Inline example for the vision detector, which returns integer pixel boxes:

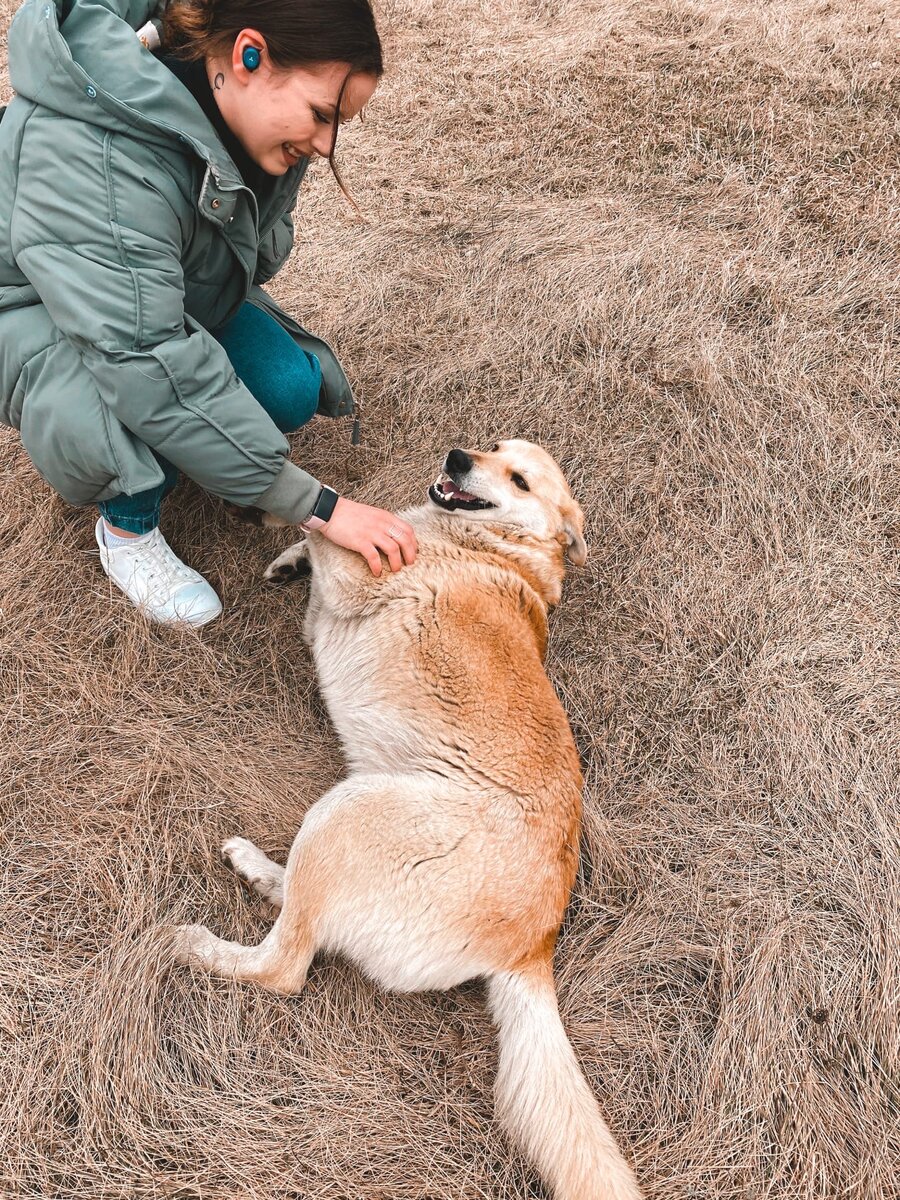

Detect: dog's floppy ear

[561,500,587,565]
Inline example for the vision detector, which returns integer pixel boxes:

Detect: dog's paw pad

[263,554,311,585]
[280,561,310,582]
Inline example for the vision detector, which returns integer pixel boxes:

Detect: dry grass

[2,0,900,1196]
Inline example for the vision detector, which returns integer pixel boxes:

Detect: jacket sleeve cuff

[253,460,323,525]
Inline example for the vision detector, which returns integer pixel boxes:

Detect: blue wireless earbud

[242,46,261,71]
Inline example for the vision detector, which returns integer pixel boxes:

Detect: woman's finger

[387,519,417,565]
[397,526,417,565]
[364,545,383,576]
[377,535,403,575]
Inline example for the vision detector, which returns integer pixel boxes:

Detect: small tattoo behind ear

[214,72,225,90]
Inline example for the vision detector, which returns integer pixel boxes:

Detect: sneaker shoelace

[124,533,199,603]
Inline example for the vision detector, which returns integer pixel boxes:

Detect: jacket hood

[8,0,241,183]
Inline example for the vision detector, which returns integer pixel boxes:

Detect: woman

[0,0,416,626]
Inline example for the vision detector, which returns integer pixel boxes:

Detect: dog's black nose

[446,448,473,476]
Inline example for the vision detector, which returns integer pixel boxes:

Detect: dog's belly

[309,611,445,772]
[307,591,581,804]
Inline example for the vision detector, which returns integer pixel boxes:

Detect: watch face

[316,487,339,523]
[301,487,339,531]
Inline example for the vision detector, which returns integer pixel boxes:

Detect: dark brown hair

[163,0,383,202]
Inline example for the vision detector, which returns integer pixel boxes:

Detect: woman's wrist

[300,485,340,530]
[318,498,418,577]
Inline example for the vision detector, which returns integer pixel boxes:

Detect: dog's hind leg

[222,837,285,908]
[172,912,314,995]
[172,811,329,993]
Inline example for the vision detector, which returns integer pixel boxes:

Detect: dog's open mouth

[428,473,495,512]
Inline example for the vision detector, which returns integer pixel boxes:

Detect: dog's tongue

[440,480,477,502]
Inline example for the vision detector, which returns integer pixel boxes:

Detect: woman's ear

[561,501,587,565]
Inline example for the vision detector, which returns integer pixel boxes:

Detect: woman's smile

[282,142,306,168]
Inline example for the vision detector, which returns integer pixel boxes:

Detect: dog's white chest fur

[305,598,422,773]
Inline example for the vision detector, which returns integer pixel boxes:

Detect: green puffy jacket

[0,0,354,522]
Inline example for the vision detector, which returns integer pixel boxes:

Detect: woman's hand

[321,497,417,576]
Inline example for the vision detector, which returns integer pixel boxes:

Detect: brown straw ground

[2,0,899,1196]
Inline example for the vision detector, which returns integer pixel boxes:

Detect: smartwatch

[300,485,340,531]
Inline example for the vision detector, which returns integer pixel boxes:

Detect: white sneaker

[95,519,223,628]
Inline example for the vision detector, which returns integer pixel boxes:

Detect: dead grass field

[2,0,899,1196]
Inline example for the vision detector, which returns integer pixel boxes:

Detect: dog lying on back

[173,440,643,1200]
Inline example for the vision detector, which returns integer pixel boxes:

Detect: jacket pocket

[16,338,164,506]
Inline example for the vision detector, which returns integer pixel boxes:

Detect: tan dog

[173,440,643,1200]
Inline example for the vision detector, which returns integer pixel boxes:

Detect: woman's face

[212,33,378,176]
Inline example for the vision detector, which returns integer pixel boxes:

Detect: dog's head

[428,439,587,566]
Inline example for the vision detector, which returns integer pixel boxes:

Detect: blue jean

[98,303,322,533]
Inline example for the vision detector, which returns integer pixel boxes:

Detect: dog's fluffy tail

[487,964,643,1200]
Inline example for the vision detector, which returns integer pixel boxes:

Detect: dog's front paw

[263,541,311,585]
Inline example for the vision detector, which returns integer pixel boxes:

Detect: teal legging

[98,303,322,534]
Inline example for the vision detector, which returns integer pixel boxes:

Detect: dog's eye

[511,473,530,491]
[490,443,500,453]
